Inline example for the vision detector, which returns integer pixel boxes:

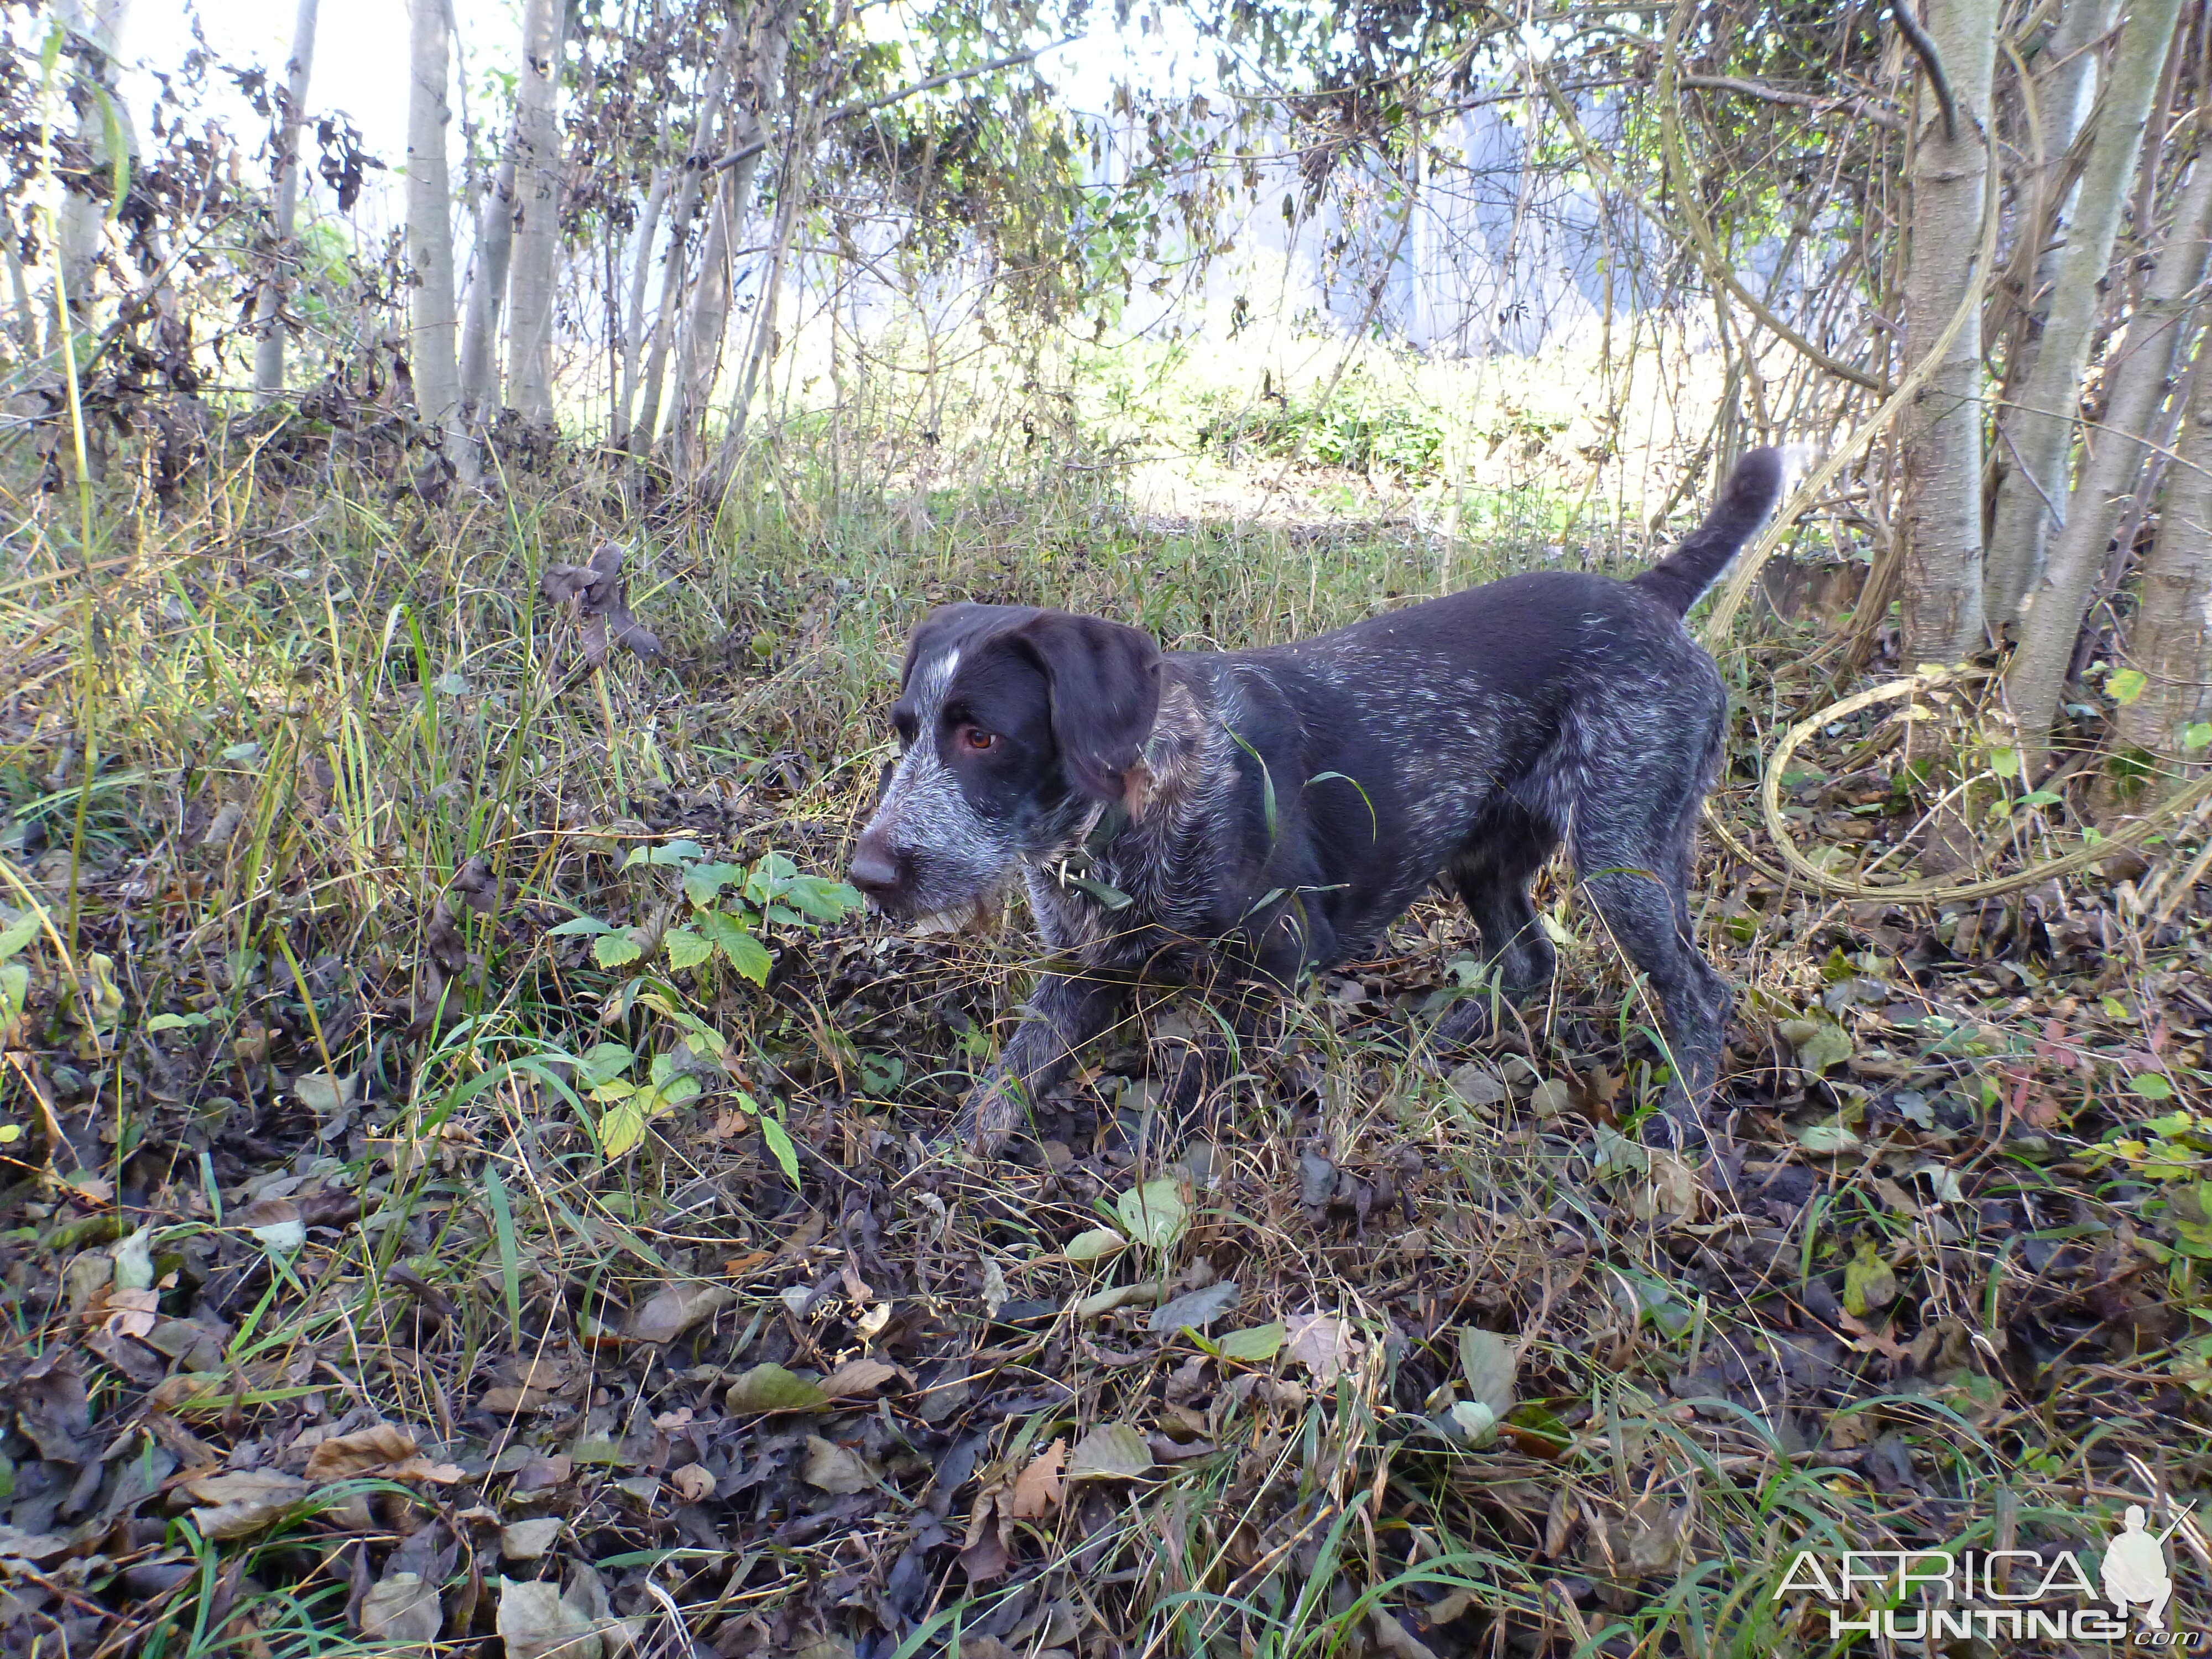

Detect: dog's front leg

[950,966,1128,1154]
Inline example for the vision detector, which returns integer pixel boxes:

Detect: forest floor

[2,424,2210,1659]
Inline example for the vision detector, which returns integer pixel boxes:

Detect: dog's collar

[1044,739,1159,912]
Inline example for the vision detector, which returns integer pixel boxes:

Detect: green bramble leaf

[0,913,38,958]
[781,875,865,922]
[1217,1322,1286,1362]
[682,863,745,909]
[1066,1227,1128,1261]
[2109,667,2149,706]
[593,931,644,968]
[759,1113,802,1187]
[596,1097,646,1159]
[1114,1179,1188,1249]
[709,914,772,984]
[577,1042,634,1088]
[665,927,714,969]
[744,852,799,905]
[548,915,613,937]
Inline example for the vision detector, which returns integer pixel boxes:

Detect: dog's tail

[1630,446,1788,616]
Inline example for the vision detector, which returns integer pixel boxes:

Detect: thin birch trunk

[1898,0,2001,664]
[55,0,132,341]
[612,165,668,448]
[252,0,317,404]
[502,0,565,427]
[457,143,517,425]
[405,0,462,438]
[2111,340,2212,775]
[666,1,796,469]
[632,151,718,452]
[2007,147,2212,762]
[667,133,743,471]
[712,121,805,477]
[633,14,744,457]
[1993,0,2111,398]
[1984,0,2180,625]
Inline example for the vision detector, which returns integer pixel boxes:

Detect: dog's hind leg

[1569,813,1730,1151]
[1436,806,1559,1044]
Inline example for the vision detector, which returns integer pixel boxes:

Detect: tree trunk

[713,117,807,476]
[404,0,462,439]
[457,143,518,426]
[666,137,743,471]
[2110,336,2212,780]
[1984,0,2178,625]
[612,165,668,448]
[662,2,793,468]
[502,0,565,428]
[54,0,133,341]
[631,126,724,455]
[1898,0,2001,666]
[252,0,317,404]
[2007,146,2212,763]
[1990,0,2110,398]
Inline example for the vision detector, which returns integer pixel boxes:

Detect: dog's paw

[1638,1100,1708,1154]
[1431,998,1496,1047]
[939,1074,1027,1159]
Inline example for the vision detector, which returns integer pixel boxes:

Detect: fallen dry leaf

[724,1363,830,1415]
[502,1517,565,1560]
[359,1571,442,1649]
[801,1434,877,1494]
[382,1456,467,1483]
[625,1280,737,1345]
[515,1453,573,1491]
[481,1385,554,1414]
[1005,1438,1066,1519]
[1067,1422,1151,1479]
[821,1357,899,1398]
[185,1469,310,1540]
[541,543,661,667]
[668,1463,717,1503]
[303,1422,420,1481]
[101,1286,160,1339]
[959,1531,1010,1583]
[1286,1311,1357,1386]
[497,1575,603,1659]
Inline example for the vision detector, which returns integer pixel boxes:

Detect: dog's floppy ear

[1006,612,1163,802]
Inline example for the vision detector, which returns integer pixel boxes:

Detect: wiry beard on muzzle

[858,738,1026,924]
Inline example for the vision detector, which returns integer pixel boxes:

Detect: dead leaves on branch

[541,544,660,669]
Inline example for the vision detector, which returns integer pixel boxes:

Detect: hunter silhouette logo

[2101,1504,2184,1631]
[1773,1499,2198,1644]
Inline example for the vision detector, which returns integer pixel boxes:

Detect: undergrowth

[1,414,2209,1659]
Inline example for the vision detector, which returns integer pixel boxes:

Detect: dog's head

[848,604,1163,921]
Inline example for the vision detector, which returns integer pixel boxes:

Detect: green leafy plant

[0,907,36,1040]
[569,1022,801,1183]
[550,846,862,981]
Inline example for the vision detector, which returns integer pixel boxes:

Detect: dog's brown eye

[963,727,995,751]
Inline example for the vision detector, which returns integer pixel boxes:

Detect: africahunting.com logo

[1773,1503,2197,1645]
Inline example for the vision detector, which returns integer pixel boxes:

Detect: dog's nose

[848,834,902,902]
